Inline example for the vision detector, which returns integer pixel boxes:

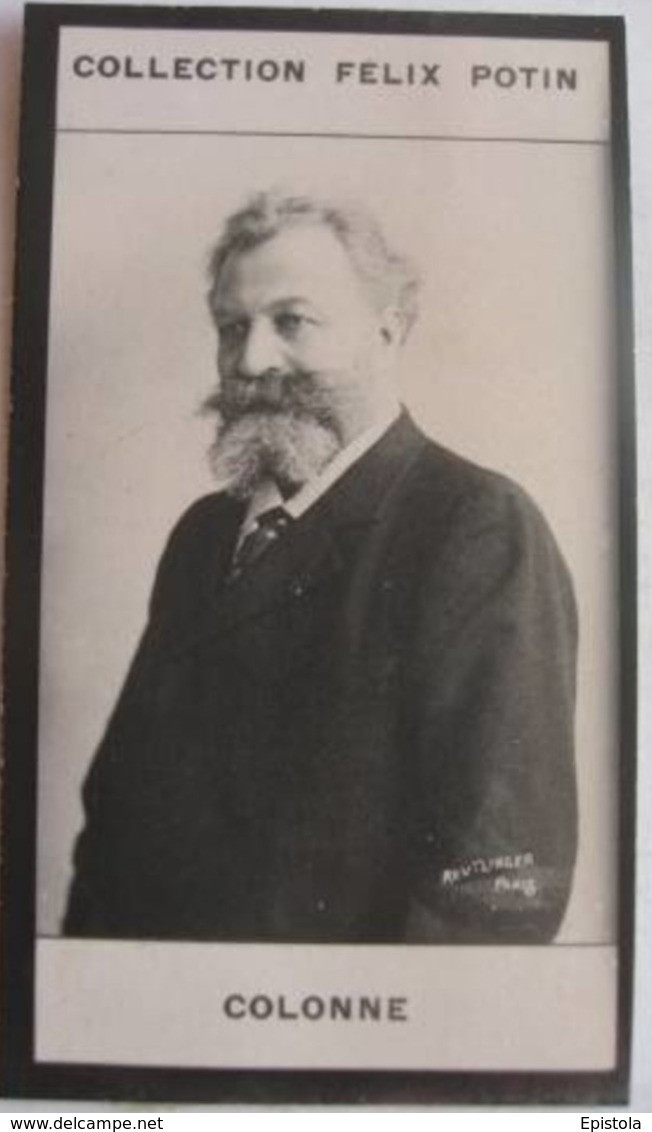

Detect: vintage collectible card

[1,3,635,1105]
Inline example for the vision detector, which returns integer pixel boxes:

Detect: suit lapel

[215,507,344,633]
[165,410,427,657]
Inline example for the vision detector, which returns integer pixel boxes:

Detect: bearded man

[64,192,578,943]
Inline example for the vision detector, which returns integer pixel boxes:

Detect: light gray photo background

[38,125,617,943]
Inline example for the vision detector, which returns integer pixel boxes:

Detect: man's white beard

[209,411,342,500]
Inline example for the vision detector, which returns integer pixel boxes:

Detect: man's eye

[274,311,307,337]
[219,319,248,344]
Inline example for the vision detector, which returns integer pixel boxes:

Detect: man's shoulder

[400,425,575,595]
[148,491,242,613]
[165,490,242,545]
[399,429,577,653]
[407,426,552,535]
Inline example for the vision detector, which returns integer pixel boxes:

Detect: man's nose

[238,318,284,378]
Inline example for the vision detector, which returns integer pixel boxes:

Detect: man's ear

[379,306,405,349]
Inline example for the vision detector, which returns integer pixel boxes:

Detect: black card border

[0,3,636,1106]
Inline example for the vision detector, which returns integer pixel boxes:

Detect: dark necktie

[229,506,293,581]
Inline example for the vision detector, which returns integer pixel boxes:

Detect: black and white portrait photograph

[0,4,636,1105]
[62,184,579,947]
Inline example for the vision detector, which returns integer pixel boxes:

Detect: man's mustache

[202,371,337,426]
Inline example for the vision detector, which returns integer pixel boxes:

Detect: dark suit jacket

[64,412,577,943]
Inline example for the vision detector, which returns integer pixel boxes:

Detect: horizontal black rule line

[35,933,617,946]
[56,127,609,146]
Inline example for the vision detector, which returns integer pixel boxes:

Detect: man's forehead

[214,224,367,307]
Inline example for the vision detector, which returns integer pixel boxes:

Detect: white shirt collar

[239,402,401,542]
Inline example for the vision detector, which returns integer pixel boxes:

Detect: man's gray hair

[207,190,420,339]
